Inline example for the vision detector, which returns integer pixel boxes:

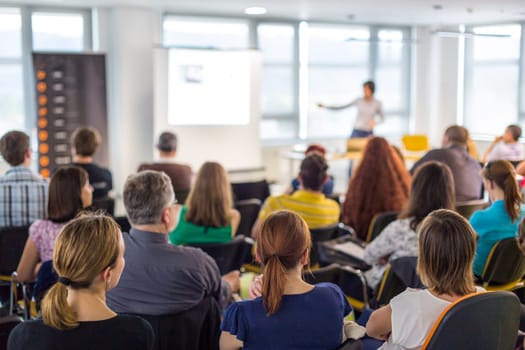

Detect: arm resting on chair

[16,238,40,283]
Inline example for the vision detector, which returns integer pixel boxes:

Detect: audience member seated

[342,137,410,241]
[106,170,240,315]
[137,131,192,194]
[363,161,455,289]
[366,209,483,349]
[220,210,352,350]
[482,124,524,164]
[470,160,525,277]
[16,166,93,283]
[0,130,48,227]
[7,213,154,350]
[410,125,482,202]
[253,153,340,238]
[70,127,112,200]
[286,144,334,196]
[169,161,240,245]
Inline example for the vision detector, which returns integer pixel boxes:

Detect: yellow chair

[401,134,430,152]
[478,238,525,291]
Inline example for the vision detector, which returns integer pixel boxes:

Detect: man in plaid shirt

[0,131,48,227]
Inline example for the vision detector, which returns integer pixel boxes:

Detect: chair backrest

[174,189,190,205]
[310,225,341,266]
[481,237,525,287]
[234,199,261,236]
[374,256,422,307]
[333,338,362,350]
[402,134,429,152]
[421,291,520,350]
[113,216,131,234]
[0,315,23,349]
[188,236,248,274]
[0,226,30,276]
[455,199,489,219]
[366,211,399,243]
[134,296,221,350]
[91,197,115,216]
[231,180,270,202]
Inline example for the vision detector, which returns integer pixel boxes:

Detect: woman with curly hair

[342,137,410,241]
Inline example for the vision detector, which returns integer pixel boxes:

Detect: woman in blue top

[470,160,525,276]
[220,210,351,350]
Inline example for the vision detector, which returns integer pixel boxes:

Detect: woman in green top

[169,162,240,245]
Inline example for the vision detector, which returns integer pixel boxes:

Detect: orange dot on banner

[38,130,48,141]
[37,70,46,80]
[39,143,49,154]
[39,156,49,167]
[38,118,48,128]
[37,82,47,93]
[38,107,48,117]
[40,169,50,178]
[38,95,48,106]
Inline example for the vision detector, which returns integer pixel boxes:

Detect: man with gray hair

[107,170,239,315]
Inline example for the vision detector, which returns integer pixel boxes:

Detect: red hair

[342,137,411,240]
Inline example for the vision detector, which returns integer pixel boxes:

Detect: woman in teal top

[470,160,525,276]
[169,162,240,245]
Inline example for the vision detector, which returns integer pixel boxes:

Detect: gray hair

[123,170,174,226]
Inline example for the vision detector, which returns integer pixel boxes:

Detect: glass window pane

[0,64,25,135]
[374,67,403,111]
[163,16,249,49]
[374,114,409,138]
[464,64,519,134]
[32,12,85,51]
[262,65,295,115]
[308,25,369,65]
[472,25,521,61]
[0,8,21,58]
[260,119,297,139]
[257,24,294,63]
[378,30,403,64]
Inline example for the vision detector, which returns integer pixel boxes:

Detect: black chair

[455,199,489,219]
[189,236,252,275]
[310,224,343,267]
[234,199,261,236]
[372,256,423,307]
[365,211,399,243]
[478,237,525,291]
[133,296,221,350]
[0,315,23,349]
[334,339,363,350]
[174,189,190,205]
[91,197,115,216]
[114,216,131,234]
[231,180,270,202]
[0,226,29,312]
[421,291,520,350]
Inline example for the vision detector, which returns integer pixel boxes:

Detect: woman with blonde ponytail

[220,210,352,350]
[470,160,525,276]
[8,213,153,350]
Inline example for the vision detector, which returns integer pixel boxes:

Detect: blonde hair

[417,209,476,296]
[256,210,311,315]
[41,213,121,330]
[185,162,233,227]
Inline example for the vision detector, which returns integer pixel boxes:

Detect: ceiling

[4,0,525,25]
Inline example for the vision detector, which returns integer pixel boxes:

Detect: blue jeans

[351,129,373,138]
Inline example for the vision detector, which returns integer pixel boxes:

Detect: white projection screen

[154,48,263,172]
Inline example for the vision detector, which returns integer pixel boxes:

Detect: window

[463,24,522,135]
[32,12,87,51]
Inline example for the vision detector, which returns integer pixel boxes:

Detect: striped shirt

[258,190,340,228]
[0,166,48,227]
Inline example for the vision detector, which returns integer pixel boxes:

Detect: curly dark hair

[342,137,411,240]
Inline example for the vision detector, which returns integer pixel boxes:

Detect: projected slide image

[167,49,251,126]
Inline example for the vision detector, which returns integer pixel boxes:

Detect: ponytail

[41,282,78,330]
[503,174,521,222]
[262,255,287,315]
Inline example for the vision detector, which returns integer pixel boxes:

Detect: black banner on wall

[32,53,108,178]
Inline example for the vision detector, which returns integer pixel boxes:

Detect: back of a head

[256,210,311,315]
[444,125,468,146]
[41,213,121,330]
[186,161,231,227]
[363,80,375,94]
[300,153,328,191]
[401,161,456,230]
[305,144,327,156]
[48,166,89,223]
[124,170,174,226]
[482,160,521,222]
[507,125,522,141]
[157,131,177,152]
[71,127,101,157]
[0,130,29,166]
[417,209,476,296]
